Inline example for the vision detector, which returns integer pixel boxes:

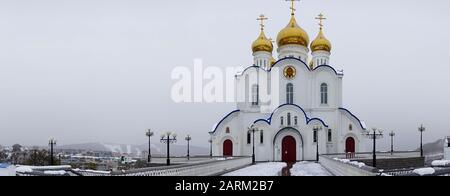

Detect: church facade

[209,3,368,162]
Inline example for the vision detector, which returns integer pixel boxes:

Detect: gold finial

[286,0,300,16]
[315,13,327,30]
[256,14,269,31]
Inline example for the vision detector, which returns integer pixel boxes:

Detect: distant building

[445,136,450,160]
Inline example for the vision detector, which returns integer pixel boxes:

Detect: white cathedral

[209,3,368,162]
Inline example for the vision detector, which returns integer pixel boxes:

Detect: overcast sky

[0,0,449,150]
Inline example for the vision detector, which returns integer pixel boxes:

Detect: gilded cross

[315,13,327,29]
[286,0,300,15]
[256,14,268,31]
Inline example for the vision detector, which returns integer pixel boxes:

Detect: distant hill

[416,139,444,155]
[57,142,208,157]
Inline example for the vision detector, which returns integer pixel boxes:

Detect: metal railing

[74,156,252,176]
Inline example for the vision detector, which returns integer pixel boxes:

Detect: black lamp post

[248,125,259,165]
[49,138,57,166]
[185,135,192,160]
[313,125,323,162]
[208,139,213,158]
[389,131,396,155]
[418,125,425,157]
[160,132,177,166]
[366,128,383,168]
[146,129,154,163]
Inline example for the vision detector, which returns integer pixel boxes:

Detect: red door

[346,137,355,156]
[282,136,296,162]
[223,140,233,157]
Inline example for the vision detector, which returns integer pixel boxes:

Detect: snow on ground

[413,168,435,176]
[290,162,332,176]
[223,162,287,176]
[431,160,450,167]
[0,166,16,176]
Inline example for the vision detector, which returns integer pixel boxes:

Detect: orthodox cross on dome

[256,14,268,31]
[315,13,327,30]
[286,0,300,15]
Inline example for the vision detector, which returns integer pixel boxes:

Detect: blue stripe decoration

[339,108,366,130]
[253,104,328,127]
[235,57,343,77]
[209,110,240,134]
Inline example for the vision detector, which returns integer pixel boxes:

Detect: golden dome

[252,30,273,53]
[276,15,310,48]
[311,29,332,52]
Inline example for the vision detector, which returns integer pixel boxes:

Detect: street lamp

[418,125,426,157]
[389,131,396,155]
[185,135,192,160]
[160,132,177,166]
[208,138,213,158]
[248,125,259,165]
[49,138,57,166]
[313,125,323,162]
[366,128,383,168]
[145,129,154,163]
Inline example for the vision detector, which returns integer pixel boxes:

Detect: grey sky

[0,0,449,150]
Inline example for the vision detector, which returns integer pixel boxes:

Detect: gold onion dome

[252,30,273,53]
[277,15,310,48]
[311,29,332,52]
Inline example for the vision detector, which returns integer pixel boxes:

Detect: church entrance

[282,136,296,162]
[345,137,355,153]
[223,139,233,157]
[345,137,355,158]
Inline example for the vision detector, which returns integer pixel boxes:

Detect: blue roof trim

[313,65,343,76]
[269,57,310,72]
[235,65,268,77]
[235,57,342,78]
[209,110,240,134]
[252,104,328,127]
[339,108,366,130]
[307,118,329,128]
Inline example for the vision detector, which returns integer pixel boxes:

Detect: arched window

[280,116,284,126]
[328,129,332,142]
[260,130,264,144]
[349,124,353,131]
[252,84,259,106]
[286,83,294,104]
[247,132,251,144]
[287,113,291,126]
[294,116,298,126]
[226,127,230,134]
[320,83,328,105]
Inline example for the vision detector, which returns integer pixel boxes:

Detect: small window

[287,113,291,126]
[260,130,264,144]
[313,130,318,143]
[349,124,353,131]
[226,127,230,134]
[247,132,251,144]
[320,83,328,105]
[294,116,298,126]
[328,129,332,142]
[252,85,259,106]
[281,116,284,126]
[286,83,294,104]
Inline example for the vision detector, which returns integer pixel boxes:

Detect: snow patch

[333,158,366,168]
[290,162,332,176]
[223,162,287,176]
[431,160,450,167]
[44,170,67,175]
[413,168,435,176]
